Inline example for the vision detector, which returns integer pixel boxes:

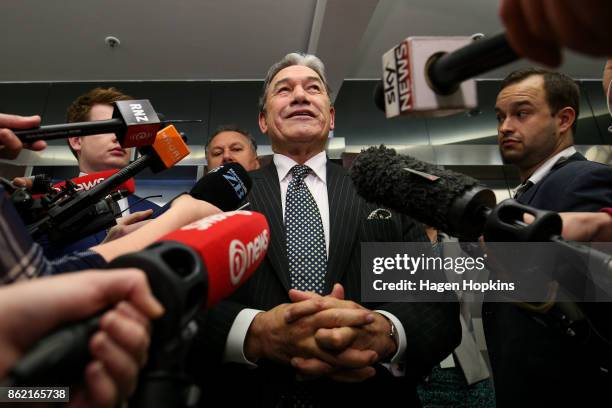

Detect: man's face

[495,75,562,171]
[258,65,335,154]
[206,131,260,171]
[68,103,131,173]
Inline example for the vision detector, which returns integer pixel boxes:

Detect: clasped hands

[244,284,397,382]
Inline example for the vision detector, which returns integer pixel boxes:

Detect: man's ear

[258,111,268,134]
[556,107,576,134]
[329,106,335,131]
[68,137,82,155]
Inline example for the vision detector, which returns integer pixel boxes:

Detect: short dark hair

[66,87,132,158]
[500,68,580,134]
[205,124,258,153]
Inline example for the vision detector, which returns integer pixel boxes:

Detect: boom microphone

[351,145,496,239]
[14,100,162,148]
[4,210,270,388]
[350,145,582,244]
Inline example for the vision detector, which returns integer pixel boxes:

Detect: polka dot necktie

[285,164,327,294]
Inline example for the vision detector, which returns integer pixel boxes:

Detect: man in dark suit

[46,88,160,257]
[190,53,460,407]
[204,124,260,172]
[486,67,612,406]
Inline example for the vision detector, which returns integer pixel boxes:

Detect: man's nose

[291,85,308,103]
[498,117,515,136]
[222,150,235,163]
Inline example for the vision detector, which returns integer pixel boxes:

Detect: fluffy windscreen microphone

[350,145,496,239]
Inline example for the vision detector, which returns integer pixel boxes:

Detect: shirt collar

[526,146,576,186]
[273,151,327,184]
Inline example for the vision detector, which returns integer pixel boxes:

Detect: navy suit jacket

[189,161,460,406]
[43,194,160,260]
[483,152,612,407]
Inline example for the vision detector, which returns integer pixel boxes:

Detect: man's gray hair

[258,52,333,112]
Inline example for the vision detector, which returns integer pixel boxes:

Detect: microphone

[374,33,518,117]
[13,100,162,148]
[189,162,252,210]
[350,145,565,242]
[350,145,612,283]
[28,125,190,242]
[350,145,497,240]
[4,210,270,388]
[50,170,136,195]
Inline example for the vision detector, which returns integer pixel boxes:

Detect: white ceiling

[0,0,606,88]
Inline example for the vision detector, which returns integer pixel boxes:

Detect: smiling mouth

[287,111,315,119]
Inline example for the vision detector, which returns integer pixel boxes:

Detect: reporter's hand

[500,0,612,67]
[524,211,612,242]
[0,114,46,160]
[0,269,164,407]
[102,209,154,243]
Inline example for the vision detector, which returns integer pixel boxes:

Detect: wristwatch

[385,316,399,350]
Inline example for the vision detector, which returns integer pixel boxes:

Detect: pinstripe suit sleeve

[375,215,461,381]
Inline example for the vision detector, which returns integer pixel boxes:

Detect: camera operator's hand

[0,269,164,408]
[0,113,46,160]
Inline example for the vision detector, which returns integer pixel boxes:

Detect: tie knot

[514,180,534,199]
[290,165,311,182]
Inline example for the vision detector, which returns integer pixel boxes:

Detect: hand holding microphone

[0,113,45,160]
[4,211,269,393]
[0,269,164,407]
[12,100,162,148]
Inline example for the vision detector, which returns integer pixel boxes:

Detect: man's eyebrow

[272,76,323,90]
[495,100,534,112]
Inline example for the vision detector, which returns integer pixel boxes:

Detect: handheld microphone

[374,33,518,117]
[14,100,161,148]
[50,170,136,195]
[28,125,190,242]
[4,210,270,387]
[190,162,252,210]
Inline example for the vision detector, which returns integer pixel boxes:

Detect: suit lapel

[519,152,586,205]
[324,162,360,292]
[250,165,290,291]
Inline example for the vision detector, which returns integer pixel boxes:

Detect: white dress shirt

[223,152,407,374]
[512,146,577,195]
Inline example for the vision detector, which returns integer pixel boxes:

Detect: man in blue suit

[47,87,160,257]
[486,68,612,407]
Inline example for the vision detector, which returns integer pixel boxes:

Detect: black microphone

[189,162,252,210]
[350,145,612,278]
[14,100,161,148]
[3,211,269,402]
[350,145,496,240]
[28,125,190,243]
[350,145,565,242]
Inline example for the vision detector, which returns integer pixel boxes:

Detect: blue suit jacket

[484,152,612,406]
[43,194,160,260]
